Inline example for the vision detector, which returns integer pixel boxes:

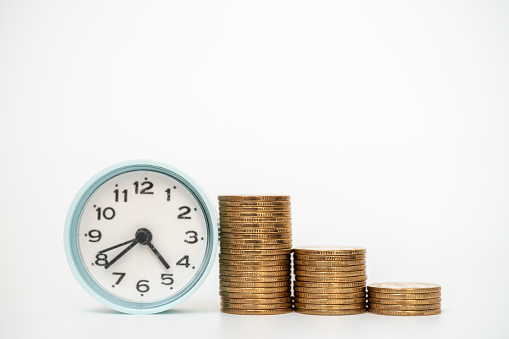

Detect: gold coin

[295,308,366,316]
[294,287,365,294]
[367,303,440,311]
[295,291,366,299]
[221,217,292,223]
[367,282,441,294]
[294,292,366,301]
[295,287,365,294]
[294,270,366,277]
[219,201,291,207]
[220,286,290,293]
[294,259,366,266]
[294,265,366,272]
[294,254,365,261]
[220,248,291,255]
[221,297,292,304]
[368,308,441,316]
[220,211,292,218]
[220,243,292,250]
[220,232,292,239]
[221,307,293,315]
[220,269,289,277]
[219,259,291,266]
[220,264,290,272]
[293,246,366,255]
[219,205,291,211]
[219,227,292,234]
[297,275,367,283]
[295,298,366,305]
[367,292,441,300]
[367,297,441,305]
[219,253,291,261]
[219,204,292,213]
[218,196,290,201]
[219,291,291,298]
[220,281,291,288]
[294,302,366,310]
[221,302,293,310]
[295,286,366,293]
[219,222,292,228]
[294,280,366,288]
[220,275,291,283]
[221,238,292,246]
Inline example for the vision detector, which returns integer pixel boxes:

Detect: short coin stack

[293,246,367,315]
[218,196,293,315]
[367,282,441,316]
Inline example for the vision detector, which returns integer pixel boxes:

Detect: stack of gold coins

[367,282,441,316]
[293,246,367,315]
[218,196,293,315]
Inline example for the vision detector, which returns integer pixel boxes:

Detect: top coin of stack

[218,196,293,315]
[293,246,367,316]
[367,282,441,316]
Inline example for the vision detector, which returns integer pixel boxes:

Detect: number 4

[176,255,191,268]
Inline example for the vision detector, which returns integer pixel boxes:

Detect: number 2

[178,206,191,219]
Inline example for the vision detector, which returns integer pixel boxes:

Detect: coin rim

[218,196,290,201]
[367,292,441,300]
[294,308,366,315]
[366,297,441,305]
[293,246,366,255]
[368,308,442,316]
[367,282,441,294]
[221,307,293,315]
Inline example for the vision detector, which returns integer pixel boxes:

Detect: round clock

[64,160,218,314]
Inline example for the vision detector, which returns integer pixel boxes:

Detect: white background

[1,1,508,338]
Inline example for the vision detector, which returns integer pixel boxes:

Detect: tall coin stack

[218,196,293,315]
[367,282,441,316]
[293,246,367,315]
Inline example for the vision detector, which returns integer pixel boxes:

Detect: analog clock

[64,160,218,314]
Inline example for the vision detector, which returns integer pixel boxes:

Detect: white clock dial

[77,170,209,303]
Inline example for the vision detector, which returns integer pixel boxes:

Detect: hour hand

[104,240,138,269]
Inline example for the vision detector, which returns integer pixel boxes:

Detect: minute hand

[146,241,170,269]
[105,240,138,269]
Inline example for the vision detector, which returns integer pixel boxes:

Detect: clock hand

[146,241,170,269]
[104,240,138,269]
[98,238,136,254]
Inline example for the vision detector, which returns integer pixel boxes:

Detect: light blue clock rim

[64,160,218,315]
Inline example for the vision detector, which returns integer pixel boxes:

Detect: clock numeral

[96,207,115,220]
[178,206,191,219]
[165,188,171,201]
[112,272,126,285]
[136,280,150,293]
[161,274,174,285]
[176,255,191,268]
[185,231,198,244]
[87,230,102,242]
[133,181,154,194]
[114,189,128,202]
[95,253,108,266]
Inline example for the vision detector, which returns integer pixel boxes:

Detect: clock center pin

[135,228,153,245]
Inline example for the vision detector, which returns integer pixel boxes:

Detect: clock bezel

[64,160,218,314]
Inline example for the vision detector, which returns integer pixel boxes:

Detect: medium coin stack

[367,282,441,316]
[218,196,293,315]
[293,246,367,315]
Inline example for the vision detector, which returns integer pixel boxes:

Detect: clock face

[76,169,211,305]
